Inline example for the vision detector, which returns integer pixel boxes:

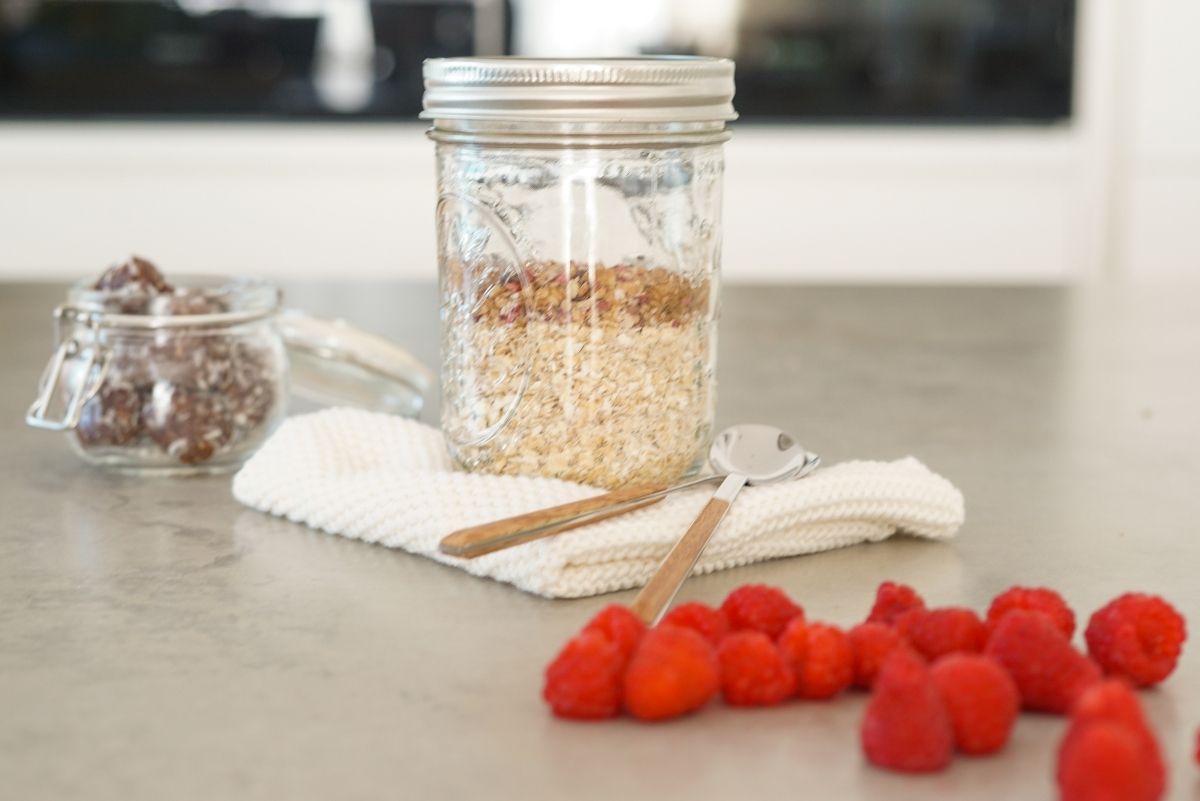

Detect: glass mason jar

[423,57,735,489]
[27,272,431,475]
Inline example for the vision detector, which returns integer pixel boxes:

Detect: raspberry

[661,601,730,646]
[848,622,905,689]
[866,581,926,626]
[986,586,1076,640]
[893,607,921,630]
[582,604,646,662]
[622,624,719,721]
[777,616,808,673]
[716,630,796,706]
[1069,680,1165,800]
[720,584,803,639]
[985,610,1101,713]
[861,649,954,773]
[542,630,624,719]
[1071,679,1152,731]
[897,607,987,661]
[789,621,854,700]
[1057,722,1162,801]
[929,654,1019,755]
[1085,593,1186,687]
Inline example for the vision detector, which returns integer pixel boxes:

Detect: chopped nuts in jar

[91,255,175,314]
[70,257,283,469]
[94,255,174,294]
[30,256,430,472]
[76,385,142,447]
[442,260,714,489]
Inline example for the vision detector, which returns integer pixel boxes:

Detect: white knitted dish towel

[232,408,965,599]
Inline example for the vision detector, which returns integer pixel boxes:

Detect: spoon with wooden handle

[628,424,815,625]
[439,475,718,558]
[439,425,819,559]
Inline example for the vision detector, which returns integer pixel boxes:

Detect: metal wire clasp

[25,307,113,432]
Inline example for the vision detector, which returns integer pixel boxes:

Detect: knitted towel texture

[232,408,965,599]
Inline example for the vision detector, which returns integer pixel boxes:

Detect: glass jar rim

[64,274,281,330]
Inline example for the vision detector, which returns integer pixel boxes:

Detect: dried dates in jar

[63,256,286,471]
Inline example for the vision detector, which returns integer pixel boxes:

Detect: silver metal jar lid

[420,57,736,124]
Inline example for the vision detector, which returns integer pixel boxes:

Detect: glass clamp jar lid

[26,258,432,475]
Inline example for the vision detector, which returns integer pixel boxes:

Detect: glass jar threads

[423,57,736,489]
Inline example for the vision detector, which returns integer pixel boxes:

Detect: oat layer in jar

[422,58,734,489]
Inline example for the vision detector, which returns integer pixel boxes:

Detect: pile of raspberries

[543,582,1189,801]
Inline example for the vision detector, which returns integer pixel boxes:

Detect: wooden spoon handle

[439,482,670,558]
[629,490,738,626]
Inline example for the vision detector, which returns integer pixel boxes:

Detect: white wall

[1114,0,1200,280]
[0,0,1193,285]
[0,123,1087,284]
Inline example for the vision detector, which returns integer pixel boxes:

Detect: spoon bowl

[710,424,818,485]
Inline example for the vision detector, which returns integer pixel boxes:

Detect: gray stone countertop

[2,282,1198,800]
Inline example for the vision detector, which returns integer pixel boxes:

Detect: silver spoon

[439,423,818,560]
[628,424,815,625]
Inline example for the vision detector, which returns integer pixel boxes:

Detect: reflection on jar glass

[424,57,735,489]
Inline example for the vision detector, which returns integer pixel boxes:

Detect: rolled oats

[442,260,714,489]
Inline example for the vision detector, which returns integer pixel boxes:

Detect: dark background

[0,0,1075,122]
